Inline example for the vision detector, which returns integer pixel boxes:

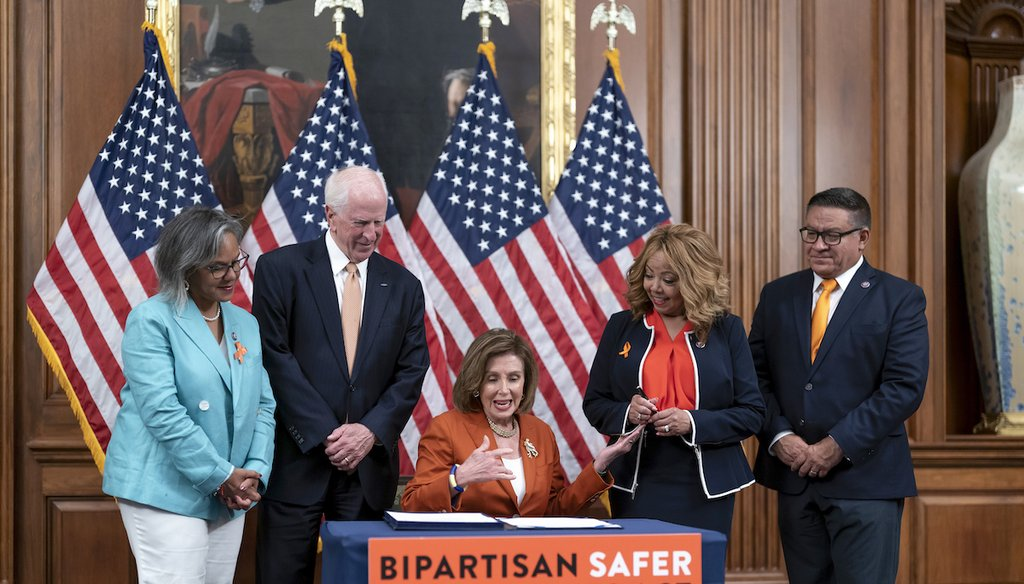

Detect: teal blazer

[102,295,276,521]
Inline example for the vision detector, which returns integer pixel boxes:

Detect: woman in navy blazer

[102,208,276,584]
[583,224,764,537]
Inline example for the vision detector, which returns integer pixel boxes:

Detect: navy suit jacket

[583,311,765,498]
[252,236,429,510]
[749,260,928,498]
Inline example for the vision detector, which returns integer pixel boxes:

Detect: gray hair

[324,166,388,213]
[154,207,243,311]
[442,67,475,94]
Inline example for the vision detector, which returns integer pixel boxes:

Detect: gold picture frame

[155,0,574,202]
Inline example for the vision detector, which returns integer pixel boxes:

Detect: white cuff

[681,411,697,446]
[768,431,794,456]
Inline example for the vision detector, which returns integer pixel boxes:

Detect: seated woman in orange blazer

[402,329,641,517]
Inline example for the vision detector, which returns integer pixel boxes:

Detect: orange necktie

[810,278,838,363]
[342,262,361,373]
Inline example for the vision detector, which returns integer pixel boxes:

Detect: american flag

[549,60,671,321]
[408,49,607,478]
[236,39,452,474]
[25,27,220,469]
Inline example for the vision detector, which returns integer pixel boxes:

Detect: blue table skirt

[321,518,726,583]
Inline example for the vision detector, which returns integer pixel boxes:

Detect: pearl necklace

[201,305,222,322]
[487,416,518,438]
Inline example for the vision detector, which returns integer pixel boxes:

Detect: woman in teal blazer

[102,207,276,584]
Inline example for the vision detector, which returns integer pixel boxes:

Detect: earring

[472,391,480,398]
[184,281,190,292]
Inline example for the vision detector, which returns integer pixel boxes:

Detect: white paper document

[497,517,621,529]
[384,511,500,527]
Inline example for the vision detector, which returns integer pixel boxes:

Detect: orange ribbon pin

[618,341,631,359]
[233,341,248,364]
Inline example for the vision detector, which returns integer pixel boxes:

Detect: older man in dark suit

[252,166,428,583]
[749,187,929,584]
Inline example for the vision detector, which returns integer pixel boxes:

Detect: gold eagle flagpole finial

[590,0,636,50]
[462,0,510,44]
[314,0,364,39]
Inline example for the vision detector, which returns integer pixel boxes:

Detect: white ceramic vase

[959,75,1024,435]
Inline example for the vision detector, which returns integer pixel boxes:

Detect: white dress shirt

[325,236,370,323]
[502,456,526,505]
[810,255,864,324]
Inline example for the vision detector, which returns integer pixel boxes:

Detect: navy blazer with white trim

[583,311,765,498]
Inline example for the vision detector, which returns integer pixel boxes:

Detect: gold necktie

[810,278,838,363]
[342,262,361,373]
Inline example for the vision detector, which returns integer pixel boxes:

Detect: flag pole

[462,0,510,45]
[316,1,364,97]
[462,0,509,75]
[314,0,364,41]
[590,0,636,89]
[141,0,175,90]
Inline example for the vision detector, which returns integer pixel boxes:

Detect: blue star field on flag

[93,30,219,260]
[553,64,670,264]
[424,54,546,266]
[271,48,381,238]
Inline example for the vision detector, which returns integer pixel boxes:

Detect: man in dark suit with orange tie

[252,166,428,583]
[749,187,929,584]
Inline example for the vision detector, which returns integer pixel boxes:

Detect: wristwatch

[449,464,465,493]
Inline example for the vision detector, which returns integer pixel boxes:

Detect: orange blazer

[401,410,610,517]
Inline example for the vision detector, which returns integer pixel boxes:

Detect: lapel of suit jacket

[616,316,653,397]
[791,270,814,369]
[222,306,246,410]
[353,253,392,379]
[222,306,250,461]
[303,236,349,378]
[518,416,545,515]
[173,301,230,389]
[810,260,877,375]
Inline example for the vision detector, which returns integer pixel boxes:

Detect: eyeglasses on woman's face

[204,251,249,279]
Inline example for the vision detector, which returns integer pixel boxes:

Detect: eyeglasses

[799,227,862,246]
[204,251,250,279]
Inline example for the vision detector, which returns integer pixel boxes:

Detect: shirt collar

[325,235,371,278]
[812,255,864,293]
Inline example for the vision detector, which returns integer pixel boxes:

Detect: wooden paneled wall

[1,0,14,580]
[4,1,1024,583]
[680,2,789,580]
[8,0,143,582]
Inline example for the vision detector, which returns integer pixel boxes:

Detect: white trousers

[117,499,246,584]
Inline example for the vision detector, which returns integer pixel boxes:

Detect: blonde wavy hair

[624,224,731,342]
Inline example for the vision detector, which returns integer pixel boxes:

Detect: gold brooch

[618,341,631,359]
[524,438,538,458]
[233,340,248,364]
